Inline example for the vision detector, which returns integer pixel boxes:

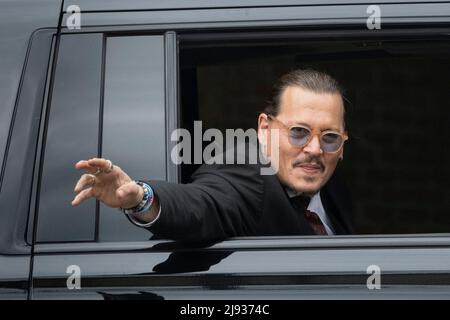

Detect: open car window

[179,30,450,235]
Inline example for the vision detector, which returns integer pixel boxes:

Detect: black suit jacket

[145,161,354,242]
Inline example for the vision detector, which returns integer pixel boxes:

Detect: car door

[31,235,450,300]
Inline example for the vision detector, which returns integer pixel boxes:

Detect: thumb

[116,181,142,208]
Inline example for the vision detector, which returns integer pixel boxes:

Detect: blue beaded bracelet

[121,181,154,215]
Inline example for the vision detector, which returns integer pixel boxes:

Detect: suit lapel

[320,176,353,235]
[320,190,346,235]
[262,173,316,236]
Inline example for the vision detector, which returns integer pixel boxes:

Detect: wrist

[135,184,145,206]
[120,181,154,215]
[131,194,160,223]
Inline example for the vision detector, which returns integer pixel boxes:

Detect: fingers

[74,158,114,174]
[87,158,113,173]
[71,187,95,206]
[75,159,101,174]
[74,173,96,193]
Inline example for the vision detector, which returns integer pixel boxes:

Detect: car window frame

[0,29,56,254]
[28,29,179,245]
[30,14,450,249]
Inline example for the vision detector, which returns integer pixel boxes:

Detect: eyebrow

[290,121,342,132]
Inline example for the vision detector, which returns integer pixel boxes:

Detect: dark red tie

[292,195,327,235]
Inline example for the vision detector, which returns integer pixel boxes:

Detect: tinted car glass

[37,34,102,242]
[99,35,166,241]
[37,34,166,242]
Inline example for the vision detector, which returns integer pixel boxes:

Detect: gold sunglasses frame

[267,114,348,154]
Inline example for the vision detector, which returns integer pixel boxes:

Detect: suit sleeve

[143,164,264,242]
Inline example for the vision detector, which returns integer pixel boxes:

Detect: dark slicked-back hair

[264,69,346,128]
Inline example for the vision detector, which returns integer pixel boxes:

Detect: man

[72,69,354,242]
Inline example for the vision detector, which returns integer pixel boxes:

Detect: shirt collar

[285,187,317,199]
[285,187,321,211]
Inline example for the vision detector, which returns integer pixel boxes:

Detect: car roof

[63,0,448,12]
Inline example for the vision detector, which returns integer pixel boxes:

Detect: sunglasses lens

[321,133,343,152]
[287,124,345,153]
[289,127,310,147]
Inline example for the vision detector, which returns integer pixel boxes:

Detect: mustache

[292,157,325,170]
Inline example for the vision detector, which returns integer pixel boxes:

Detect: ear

[257,113,270,146]
[339,149,344,161]
[340,130,348,161]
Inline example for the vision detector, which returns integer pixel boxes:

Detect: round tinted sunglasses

[267,115,348,153]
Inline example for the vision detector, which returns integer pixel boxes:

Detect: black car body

[1,0,450,300]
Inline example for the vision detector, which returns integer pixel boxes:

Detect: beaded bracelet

[120,181,154,215]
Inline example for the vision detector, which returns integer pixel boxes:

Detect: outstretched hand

[72,158,143,210]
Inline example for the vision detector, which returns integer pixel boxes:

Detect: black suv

[1,0,450,300]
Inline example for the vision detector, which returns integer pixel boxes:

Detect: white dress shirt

[128,205,161,227]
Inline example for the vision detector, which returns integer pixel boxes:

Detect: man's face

[258,86,346,195]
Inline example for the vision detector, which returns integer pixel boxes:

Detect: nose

[302,134,323,155]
